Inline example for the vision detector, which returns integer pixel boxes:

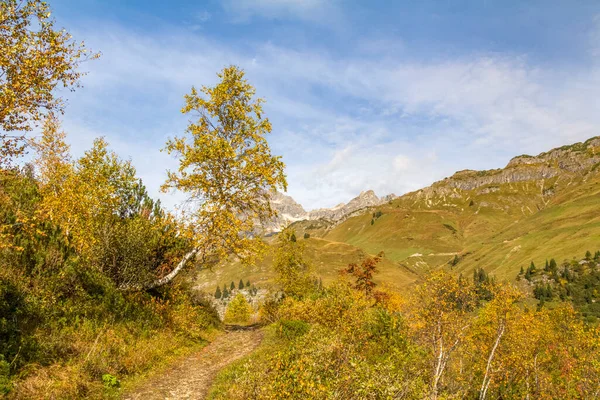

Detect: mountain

[198,136,600,290]
[325,136,600,279]
[267,190,397,232]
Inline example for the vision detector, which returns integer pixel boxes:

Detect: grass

[199,143,600,295]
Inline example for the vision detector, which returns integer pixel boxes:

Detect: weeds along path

[124,327,263,400]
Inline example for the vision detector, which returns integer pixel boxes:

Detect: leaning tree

[146,65,287,290]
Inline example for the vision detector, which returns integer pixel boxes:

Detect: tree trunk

[479,320,505,400]
[119,247,198,291]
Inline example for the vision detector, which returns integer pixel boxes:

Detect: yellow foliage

[0,0,99,133]
[34,118,138,254]
[225,293,252,324]
[162,65,287,269]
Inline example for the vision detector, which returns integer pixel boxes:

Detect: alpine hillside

[197,136,600,289]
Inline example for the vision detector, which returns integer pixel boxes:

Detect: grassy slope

[195,235,419,292]
[198,143,600,291]
[456,174,600,280]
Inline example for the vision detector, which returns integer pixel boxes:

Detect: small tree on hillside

[239,279,244,290]
[224,293,251,324]
[215,286,222,299]
[230,281,235,291]
[274,226,313,298]
[246,280,251,287]
[341,253,383,296]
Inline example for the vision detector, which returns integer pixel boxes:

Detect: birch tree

[159,65,287,289]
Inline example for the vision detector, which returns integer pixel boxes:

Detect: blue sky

[48,0,600,209]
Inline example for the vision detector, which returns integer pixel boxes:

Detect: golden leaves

[0,0,100,134]
[163,65,287,268]
[33,118,137,254]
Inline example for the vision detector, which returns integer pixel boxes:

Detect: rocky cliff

[405,136,600,204]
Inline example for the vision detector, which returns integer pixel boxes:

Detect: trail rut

[124,328,262,400]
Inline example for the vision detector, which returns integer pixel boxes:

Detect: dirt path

[124,328,263,400]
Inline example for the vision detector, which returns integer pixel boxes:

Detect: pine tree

[585,250,592,260]
[530,261,536,273]
[246,280,251,287]
[222,284,229,299]
[549,258,557,271]
[370,218,374,225]
[215,286,222,299]
[544,260,549,271]
[519,266,524,275]
[239,279,244,290]
[525,267,532,281]
[230,281,235,291]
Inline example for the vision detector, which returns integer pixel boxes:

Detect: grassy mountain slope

[197,137,600,290]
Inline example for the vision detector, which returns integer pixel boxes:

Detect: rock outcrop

[267,190,396,232]
[409,136,600,200]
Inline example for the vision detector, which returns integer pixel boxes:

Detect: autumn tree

[341,253,382,296]
[0,0,99,166]
[34,121,138,254]
[32,118,191,288]
[224,293,251,324]
[159,65,286,289]
[273,226,313,298]
[469,284,522,399]
[403,271,478,400]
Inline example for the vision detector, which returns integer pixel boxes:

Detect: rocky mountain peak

[267,189,395,232]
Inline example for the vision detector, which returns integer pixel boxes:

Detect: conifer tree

[585,250,592,260]
[230,281,235,291]
[239,279,244,290]
[215,286,222,299]
[549,258,557,271]
[519,266,524,275]
[222,284,229,298]
[246,280,251,287]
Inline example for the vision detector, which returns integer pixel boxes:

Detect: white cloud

[56,22,600,210]
[222,0,339,23]
[393,155,412,171]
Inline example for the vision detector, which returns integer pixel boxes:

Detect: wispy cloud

[56,16,600,210]
[221,0,340,24]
